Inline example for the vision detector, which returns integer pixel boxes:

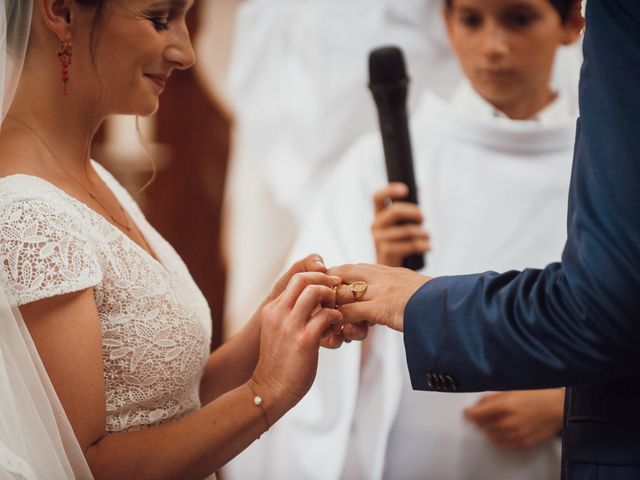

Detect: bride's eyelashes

[145,11,171,31]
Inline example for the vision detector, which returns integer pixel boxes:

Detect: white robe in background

[222,0,462,337]
[226,83,577,479]
[221,0,584,337]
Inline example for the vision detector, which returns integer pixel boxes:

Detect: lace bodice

[0,163,212,433]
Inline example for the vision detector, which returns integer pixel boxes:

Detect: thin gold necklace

[7,115,132,233]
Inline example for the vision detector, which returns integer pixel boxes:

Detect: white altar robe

[222,0,463,337]
[221,0,583,337]
[225,84,576,479]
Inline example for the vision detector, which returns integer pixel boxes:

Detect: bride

[0,1,367,478]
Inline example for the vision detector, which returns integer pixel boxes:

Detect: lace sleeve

[0,198,103,306]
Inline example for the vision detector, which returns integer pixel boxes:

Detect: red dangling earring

[57,41,73,96]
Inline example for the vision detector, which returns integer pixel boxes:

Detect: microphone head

[368,46,408,85]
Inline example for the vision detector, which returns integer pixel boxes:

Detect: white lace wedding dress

[0,161,212,434]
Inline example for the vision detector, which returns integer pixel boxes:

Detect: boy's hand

[371,182,430,267]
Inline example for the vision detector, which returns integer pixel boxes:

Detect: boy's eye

[504,11,539,29]
[458,12,482,29]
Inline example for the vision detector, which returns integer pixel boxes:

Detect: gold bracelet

[247,379,270,431]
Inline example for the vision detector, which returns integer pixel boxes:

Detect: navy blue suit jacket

[403,1,640,478]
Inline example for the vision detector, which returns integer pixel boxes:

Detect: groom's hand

[330,263,430,332]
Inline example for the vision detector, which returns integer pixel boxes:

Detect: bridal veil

[0,1,92,478]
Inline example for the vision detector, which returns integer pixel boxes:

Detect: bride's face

[76,0,196,116]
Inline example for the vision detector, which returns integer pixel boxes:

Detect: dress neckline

[0,171,164,268]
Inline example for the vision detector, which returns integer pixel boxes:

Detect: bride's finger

[342,322,369,342]
[291,284,337,325]
[320,331,345,349]
[306,308,344,342]
[337,301,380,327]
[280,272,341,308]
[328,263,381,288]
[271,255,327,298]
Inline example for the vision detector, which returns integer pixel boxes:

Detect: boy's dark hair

[444,0,579,24]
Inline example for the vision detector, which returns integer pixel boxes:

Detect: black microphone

[368,46,425,271]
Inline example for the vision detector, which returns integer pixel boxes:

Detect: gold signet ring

[349,281,368,302]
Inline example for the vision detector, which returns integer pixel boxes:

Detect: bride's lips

[144,73,168,89]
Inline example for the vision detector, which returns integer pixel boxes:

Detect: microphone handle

[377,107,425,271]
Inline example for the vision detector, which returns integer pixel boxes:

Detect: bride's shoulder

[0,163,67,217]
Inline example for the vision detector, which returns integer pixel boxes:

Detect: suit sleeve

[404,0,640,392]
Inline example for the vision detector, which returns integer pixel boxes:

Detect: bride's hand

[251,270,344,408]
[262,254,368,347]
[265,254,327,303]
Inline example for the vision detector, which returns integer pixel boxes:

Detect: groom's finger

[334,283,356,306]
[328,263,380,285]
[337,301,381,327]
[334,281,375,307]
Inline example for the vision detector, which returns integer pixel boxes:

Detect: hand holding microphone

[368,46,426,271]
[371,182,431,268]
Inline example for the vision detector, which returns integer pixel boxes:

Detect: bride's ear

[37,0,74,42]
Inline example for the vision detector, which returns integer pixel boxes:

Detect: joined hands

[331,263,431,332]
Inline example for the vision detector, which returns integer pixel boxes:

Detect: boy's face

[444,0,582,114]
